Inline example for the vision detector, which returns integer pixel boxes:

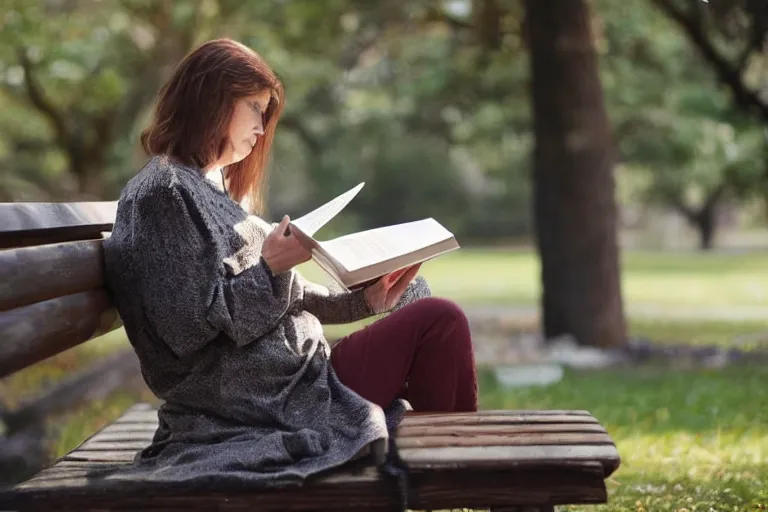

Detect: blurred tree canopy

[0,0,766,248]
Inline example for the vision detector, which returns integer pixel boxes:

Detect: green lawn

[300,248,768,311]
[480,364,768,511]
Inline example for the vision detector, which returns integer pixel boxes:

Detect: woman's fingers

[277,214,291,235]
[263,216,311,273]
[386,264,421,304]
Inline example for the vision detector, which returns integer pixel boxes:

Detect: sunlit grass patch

[480,364,768,510]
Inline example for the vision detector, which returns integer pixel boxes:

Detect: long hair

[141,38,284,213]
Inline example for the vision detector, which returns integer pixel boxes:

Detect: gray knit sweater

[103,155,430,486]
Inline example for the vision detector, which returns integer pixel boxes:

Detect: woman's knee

[411,297,470,333]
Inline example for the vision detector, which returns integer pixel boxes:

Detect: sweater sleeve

[297,274,375,325]
[298,273,432,324]
[132,184,296,358]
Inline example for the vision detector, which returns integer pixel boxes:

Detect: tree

[649,0,768,125]
[524,0,627,347]
[598,0,768,249]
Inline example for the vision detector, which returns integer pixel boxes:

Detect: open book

[288,183,459,290]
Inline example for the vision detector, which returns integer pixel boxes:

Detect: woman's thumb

[277,214,291,235]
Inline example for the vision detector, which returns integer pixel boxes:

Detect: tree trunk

[693,201,718,251]
[697,215,715,250]
[524,0,626,347]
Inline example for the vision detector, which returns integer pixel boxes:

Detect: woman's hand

[364,263,422,314]
[262,215,311,275]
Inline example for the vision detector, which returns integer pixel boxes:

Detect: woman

[104,38,477,487]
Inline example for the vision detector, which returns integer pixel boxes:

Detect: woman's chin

[230,150,252,165]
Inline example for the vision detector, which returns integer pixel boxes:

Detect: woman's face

[224,89,272,166]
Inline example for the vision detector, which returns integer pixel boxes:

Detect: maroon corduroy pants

[330,297,478,413]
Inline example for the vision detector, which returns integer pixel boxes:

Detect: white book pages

[318,218,454,272]
[290,183,365,237]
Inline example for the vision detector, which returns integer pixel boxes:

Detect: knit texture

[102,155,430,487]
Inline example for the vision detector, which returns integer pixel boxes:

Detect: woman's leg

[330,297,478,412]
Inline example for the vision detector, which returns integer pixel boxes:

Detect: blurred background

[1,0,767,510]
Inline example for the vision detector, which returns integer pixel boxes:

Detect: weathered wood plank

[82,432,156,443]
[63,450,139,463]
[112,409,599,427]
[0,291,121,378]
[113,410,160,424]
[397,432,614,449]
[407,409,592,416]
[1,460,608,511]
[79,441,151,452]
[0,201,117,249]
[397,423,607,437]
[401,413,599,427]
[98,424,158,435]
[401,444,621,474]
[0,240,106,311]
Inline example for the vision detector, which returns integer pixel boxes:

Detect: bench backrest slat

[0,240,106,311]
[0,202,118,249]
[0,290,121,379]
[0,201,121,378]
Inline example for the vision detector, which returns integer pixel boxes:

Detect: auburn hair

[141,38,284,212]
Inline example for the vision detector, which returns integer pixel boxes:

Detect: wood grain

[401,413,599,427]
[0,240,106,311]
[401,444,621,472]
[0,201,117,249]
[397,423,607,437]
[0,290,121,378]
[396,432,615,449]
[113,409,600,427]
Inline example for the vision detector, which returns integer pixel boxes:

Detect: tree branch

[703,182,727,212]
[736,14,767,71]
[650,0,768,124]
[16,49,71,148]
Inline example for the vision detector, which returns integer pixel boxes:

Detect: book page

[290,183,365,237]
[318,218,454,272]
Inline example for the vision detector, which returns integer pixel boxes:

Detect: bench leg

[491,506,555,512]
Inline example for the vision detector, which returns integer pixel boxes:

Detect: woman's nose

[254,114,265,135]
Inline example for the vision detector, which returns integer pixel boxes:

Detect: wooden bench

[0,201,621,511]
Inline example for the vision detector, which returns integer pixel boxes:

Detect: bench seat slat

[397,423,607,437]
[77,433,615,452]
[401,444,620,472]
[0,240,106,311]
[89,423,609,443]
[114,409,599,426]
[0,290,121,378]
[403,413,599,426]
[397,432,615,449]
[80,432,156,443]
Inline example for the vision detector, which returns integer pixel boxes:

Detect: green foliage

[598,0,768,228]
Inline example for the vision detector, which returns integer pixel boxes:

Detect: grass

[480,363,768,511]
[628,317,768,347]
[301,248,768,311]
